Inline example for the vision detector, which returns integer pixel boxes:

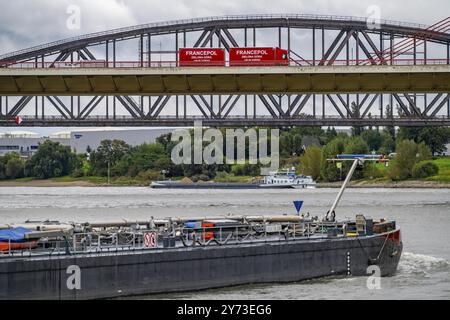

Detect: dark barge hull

[0,230,402,300]
[151,182,262,189]
[150,182,315,189]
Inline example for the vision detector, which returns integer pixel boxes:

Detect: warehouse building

[0,131,43,157]
[68,128,173,153]
[444,143,450,156]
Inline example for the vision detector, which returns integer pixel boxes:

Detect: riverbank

[317,180,450,189]
[0,176,145,187]
[1,177,450,188]
[0,175,257,187]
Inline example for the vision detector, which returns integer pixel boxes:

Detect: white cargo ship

[150,170,316,189]
[260,170,316,189]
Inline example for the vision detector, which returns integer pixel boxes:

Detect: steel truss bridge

[0,14,449,127]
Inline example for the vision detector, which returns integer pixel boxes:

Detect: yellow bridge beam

[0,65,449,95]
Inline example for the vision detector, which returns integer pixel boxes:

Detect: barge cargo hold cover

[0,225,402,300]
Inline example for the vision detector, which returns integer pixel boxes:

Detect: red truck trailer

[179,48,225,67]
[229,47,289,66]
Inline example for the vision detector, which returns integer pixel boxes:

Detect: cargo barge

[150,171,316,189]
[0,217,402,300]
[0,159,402,300]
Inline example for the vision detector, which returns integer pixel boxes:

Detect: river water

[0,187,449,300]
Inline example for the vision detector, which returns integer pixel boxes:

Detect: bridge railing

[1,58,449,69]
[2,115,449,121]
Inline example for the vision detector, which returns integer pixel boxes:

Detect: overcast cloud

[1,0,448,54]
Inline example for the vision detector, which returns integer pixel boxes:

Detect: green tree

[324,127,338,144]
[0,153,15,179]
[156,133,177,155]
[320,136,347,182]
[299,145,323,180]
[25,140,79,179]
[230,163,260,176]
[351,102,364,136]
[343,136,369,154]
[6,156,25,179]
[343,136,369,180]
[280,130,303,157]
[379,131,396,155]
[417,142,432,162]
[89,140,131,176]
[397,127,421,142]
[361,129,383,152]
[397,127,450,156]
[0,152,25,179]
[71,154,89,178]
[387,140,432,181]
[0,159,5,179]
[279,127,325,156]
[383,104,396,138]
[320,136,369,182]
[418,127,450,156]
[116,143,171,177]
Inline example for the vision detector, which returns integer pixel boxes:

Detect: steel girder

[1,117,449,127]
[1,14,449,62]
[1,14,449,126]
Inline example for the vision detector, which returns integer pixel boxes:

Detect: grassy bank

[51,175,151,186]
[426,158,450,183]
[317,157,450,188]
[358,157,450,184]
[0,175,150,187]
[0,175,256,187]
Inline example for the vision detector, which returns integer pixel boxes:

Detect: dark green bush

[412,161,439,179]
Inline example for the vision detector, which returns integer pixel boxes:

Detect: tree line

[0,125,449,183]
[300,126,450,182]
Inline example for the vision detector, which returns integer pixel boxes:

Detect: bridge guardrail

[2,115,449,121]
[1,58,449,69]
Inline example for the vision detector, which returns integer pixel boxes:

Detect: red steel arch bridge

[0,14,449,127]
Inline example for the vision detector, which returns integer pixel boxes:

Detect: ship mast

[328,158,361,215]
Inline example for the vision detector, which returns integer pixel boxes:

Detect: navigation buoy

[15,116,23,125]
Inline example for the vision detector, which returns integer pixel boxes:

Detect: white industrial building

[0,131,42,157]
[444,143,450,156]
[62,128,173,154]
[0,128,174,157]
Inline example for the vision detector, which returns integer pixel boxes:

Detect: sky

[0,0,448,135]
[0,0,448,54]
